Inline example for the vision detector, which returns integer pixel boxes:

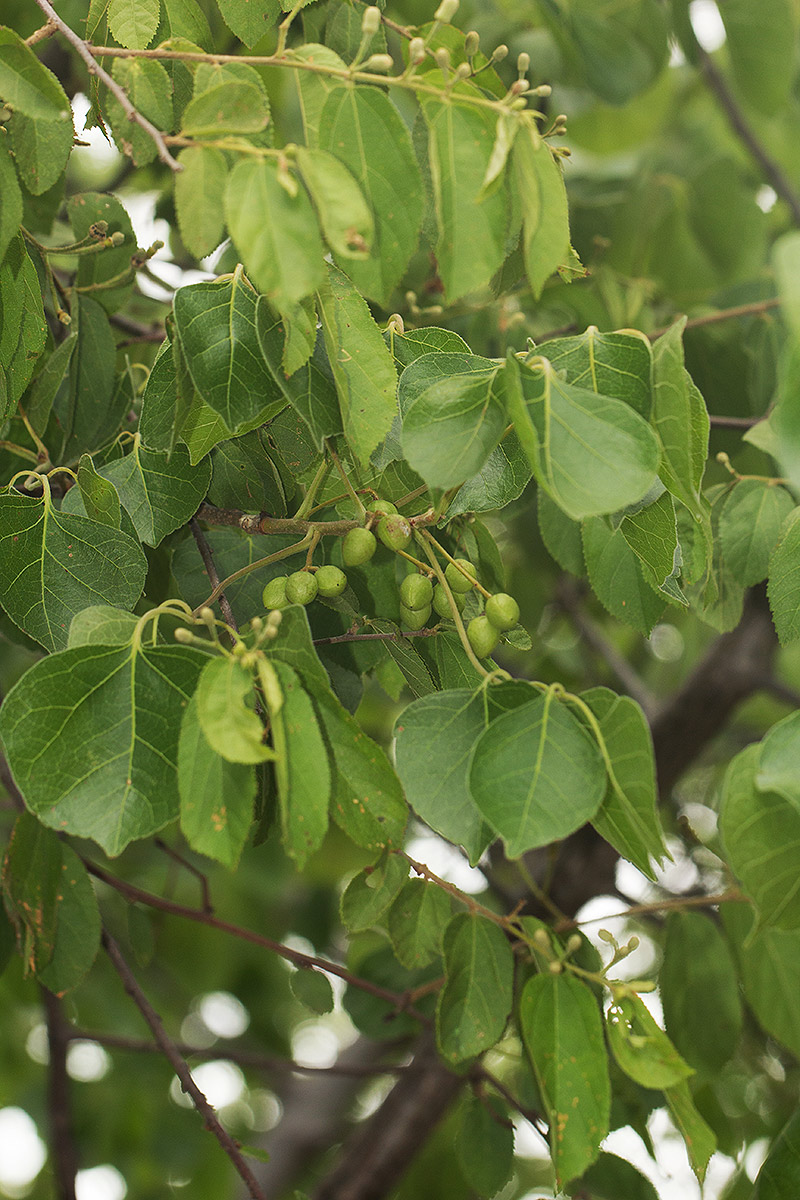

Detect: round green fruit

[342,527,377,566]
[445,558,476,593]
[400,603,431,630]
[285,570,319,606]
[377,513,412,552]
[262,576,289,610]
[400,573,433,611]
[368,499,398,516]
[485,592,520,632]
[432,583,465,618]
[467,614,500,658]
[315,565,348,597]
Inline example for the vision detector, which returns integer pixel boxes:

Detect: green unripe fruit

[467,614,500,658]
[445,558,476,593]
[400,603,431,630]
[285,570,318,606]
[368,499,398,516]
[262,576,289,610]
[315,565,348,598]
[432,583,465,618]
[400,573,433,611]
[342,526,377,566]
[485,592,520,632]
[377,513,412,552]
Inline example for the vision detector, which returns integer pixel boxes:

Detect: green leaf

[752,1109,800,1199]
[172,269,287,434]
[421,91,509,302]
[660,911,742,1073]
[0,235,47,411]
[100,438,211,547]
[295,146,374,260]
[773,233,800,341]
[37,841,100,994]
[400,354,506,490]
[0,642,207,856]
[567,1153,658,1200]
[318,85,424,304]
[520,972,610,1186]
[0,139,22,267]
[0,27,73,118]
[664,1080,716,1184]
[582,517,666,636]
[436,913,514,1064]
[0,479,147,652]
[8,107,74,195]
[720,743,800,930]
[160,0,211,45]
[755,709,800,802]
[76,454,121,528]
[719,0,796,115]
[182,81,268,136]
[455,1095,514,1198]
[506,354,660,521]
[316,263,397,468]
[107,0,161,47]
[387,878,451,970]
[768,506,800,645]
[468,692,606,857]
[68,191,138,314]
[537,491,584,575]
[291,967,334,1014]
[371,622,436,698]
[225,159,325,310]
[619,489,680,593]
[292,43,348,150]
[175,146,228,259]
[177,691,255,868]
[24,332,75,437]
[393,689,493,864]
[720,480,795,587]
[722,901,800,1059]
[2,812,61,975]
[578,688,666,878]
[207,429,287,514]
[255,299,342,450]
[107,57,172,166]
[340,850,408,933]
[650,320,710,521]
[68,605,140,648]
[606,991,693,1089]
[535,325,653,420]
[196,655,273,765]
[57,294,119,458]
[268,660,331,868]
[386,324,471,371]
[216,0,280,46]
[512,123,571,299]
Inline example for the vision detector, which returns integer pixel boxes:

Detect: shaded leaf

[661,911,742,1072]
[101,438,211,547]
[387,878,451,970]
[437,913,514,1064]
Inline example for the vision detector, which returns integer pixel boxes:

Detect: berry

[377,513,412,552]
[285,571,318,606]
[485,592,520,632]
[445,558,476,593]
[262,576,289,610]
[467,615,500,658]
[342,527,377,566]
[368,499,398,516]
[400,573,433,611]
[432,584,465,618]
[316,565,348,597]
[400,603,431,630]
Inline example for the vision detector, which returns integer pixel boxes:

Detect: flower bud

[454,62,472,79]
[491,44,508,63]
[517,51,530,74]
[434,0,459,23]
[364,53,394,72]
[465,30,480,56]
[532,83,552,96]
[174,627,193,643]
[434,46,451,71]
[408,37,426,63]
[361,5,381,35]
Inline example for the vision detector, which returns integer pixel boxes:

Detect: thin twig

[109,312,166,342]
[85,861,430,1023]
[31,0,181,173]
[42,989,79,1200]
[312,628,440,646]
[101,928,267,1199]
[154,837,214,914]
[190,518,238,634]
[555,888,747,933]
[708,414,763,429]
[26,18,57,44]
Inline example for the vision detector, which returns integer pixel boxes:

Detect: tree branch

[101,928,268,1199]
[42,989,79,1200]
[31,0,181,172]
[190,518,238,634]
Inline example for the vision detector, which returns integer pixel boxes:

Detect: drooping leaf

[664,1080,716,1184]
[661,911,742,1072]
[291,967,334,1014]
[295,145,373,260]
[436,913,514,1064]
[512,122,571,299]
[619,489,680,593]
[520,972,610,1186]
[468,692,606,857]
[0,235,47,413]
[768,506,800,645]
[567,1153,658,1200]
[100,438,211,547]
[0,642,207,856]
[606,991,694,1089]
[387,878,451,970]
[722,901,800,1059]
[175,146,228,259]
[650,320,709,521]
[455,1095,515,1199]
[2,811,61,975]
[57,294,119,458]
[0,139,22,268]
[0,26,75,119]
[340,850,408,933]
[255,299,342,450]
[582,517,666,635]
[195,655,273,765]
[106,57,172,166]
[75,454,121,528]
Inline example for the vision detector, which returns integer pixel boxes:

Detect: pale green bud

[361,5,381,35]
[434,0,459,23]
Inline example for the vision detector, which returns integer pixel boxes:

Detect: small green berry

[285,570,318,606]
[485,592,520,632]
[400,603,431,630]
[377,513,412,552]
[368,499,398,516]
[432,584,465,618]
[262,576,289,610]
[400,573,433,611]
[342,527,377,566]
[316,565,348,598]
[445,558,476,593]
[467,614,500,658]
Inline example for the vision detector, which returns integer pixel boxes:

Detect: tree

[0,0,799,1196]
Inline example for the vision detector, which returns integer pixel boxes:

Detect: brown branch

[26,18,57,45]
[154,836,214,914]
[101,928,267,1198]
[85,860,430,1022]
[42,989,79,1200]
[31,0,181,172]
[650,296,781,341]
[109,312,166,342]
[190,518,239,634]
[313,628,440,646]
[709,413,763,429]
